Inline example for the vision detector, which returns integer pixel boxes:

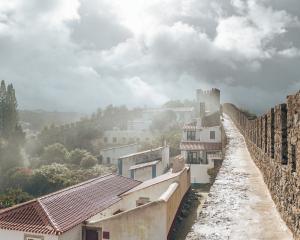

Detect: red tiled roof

[0,201,56,235]
[0,174,141,235]
[182,122,197,130]
[180,141,222,151]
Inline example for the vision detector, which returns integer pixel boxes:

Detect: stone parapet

[223,90,300,239]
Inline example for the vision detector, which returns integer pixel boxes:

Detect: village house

[99,143,139,165]
[0,160,190,240]
[180,88,223,184]
[118,145,170,182]
[102,128,153,145]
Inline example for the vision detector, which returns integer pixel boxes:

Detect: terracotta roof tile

[180,141,222,151]
[0,174,141,235]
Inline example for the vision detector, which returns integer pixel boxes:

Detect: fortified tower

[196,88,220,114]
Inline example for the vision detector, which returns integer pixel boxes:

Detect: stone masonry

[223,90,300,239]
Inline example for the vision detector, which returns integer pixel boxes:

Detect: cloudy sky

[0,0,300,113]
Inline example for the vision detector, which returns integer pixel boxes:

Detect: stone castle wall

[223,90,300,239]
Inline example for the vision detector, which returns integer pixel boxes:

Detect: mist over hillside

[19,110,85,132]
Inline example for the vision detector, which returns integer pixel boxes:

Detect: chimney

[200,102,205,118]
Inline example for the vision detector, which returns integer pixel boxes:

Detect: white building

[118,146,170,182]
[0,166,191,240]
[180,89,223,184]
[100,144,139,165]
[127,119,152,131]
[102,129,153,145]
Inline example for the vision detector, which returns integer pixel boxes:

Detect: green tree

[68,148,89,165]
[80,155,97,168]
[41,143,69,165]
[28,164,74,196]
[0,81,24,174]
[0,80,6,134]
[0,188,33,209]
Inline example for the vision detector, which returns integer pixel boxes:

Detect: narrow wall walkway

[186,115,293,240]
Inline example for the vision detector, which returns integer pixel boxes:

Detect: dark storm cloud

[68,0,132,50]
[0,0,299,113]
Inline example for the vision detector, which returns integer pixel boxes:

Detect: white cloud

[0,0,299,112]
[215,0,296,60]
[125,77,169,105]
[278,47,300,58]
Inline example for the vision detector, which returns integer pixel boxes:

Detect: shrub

[80,155,97,169]
[68,148,89,165]
[41,143,69,164]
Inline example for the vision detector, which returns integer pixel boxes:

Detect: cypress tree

[0,80,6,136]
[0,80,24,173]
[5,84,18,137]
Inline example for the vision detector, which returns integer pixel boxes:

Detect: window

[187,152,199,164]
[187,151,208,164]
[113,137,117,143]
[103,137,108,143]
[210,131,215,140]
[24,235,44,240]
[83,227,102,240]
[106,157,111,164]
[187,131,196,141]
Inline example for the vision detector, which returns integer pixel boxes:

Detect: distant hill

[19,110,85,132]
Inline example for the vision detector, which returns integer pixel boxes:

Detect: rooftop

[180,142,222,151]
[122,167,188,195]
[100,143,139,152]
[129,160,160,170]
[0,174,141,235]
[119,146,164,159]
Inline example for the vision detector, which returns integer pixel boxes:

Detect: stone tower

[196,88,221,114]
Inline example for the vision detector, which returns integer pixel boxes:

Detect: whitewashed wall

[181,150,214,184]
[100,144,138,165]
[103,130,153,145]
[0,229,58,240]
[58,225,82,240]
[198,126,221,142]
[133,161,163,182]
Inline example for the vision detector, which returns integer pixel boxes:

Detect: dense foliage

[0,80,25,173]
[0,164,116,205]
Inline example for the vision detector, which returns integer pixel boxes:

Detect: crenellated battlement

[223,90,300,239]
[196,88,220,114]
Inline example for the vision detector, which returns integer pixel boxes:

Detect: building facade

[180,88,223,184]
[118,146,170,182]
[102,129,153,145]
[100,144,139,165]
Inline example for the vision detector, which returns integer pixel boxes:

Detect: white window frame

[24,234,44,240]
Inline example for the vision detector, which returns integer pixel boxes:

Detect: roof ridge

[38,173,114,200]
[35,200,59,233]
